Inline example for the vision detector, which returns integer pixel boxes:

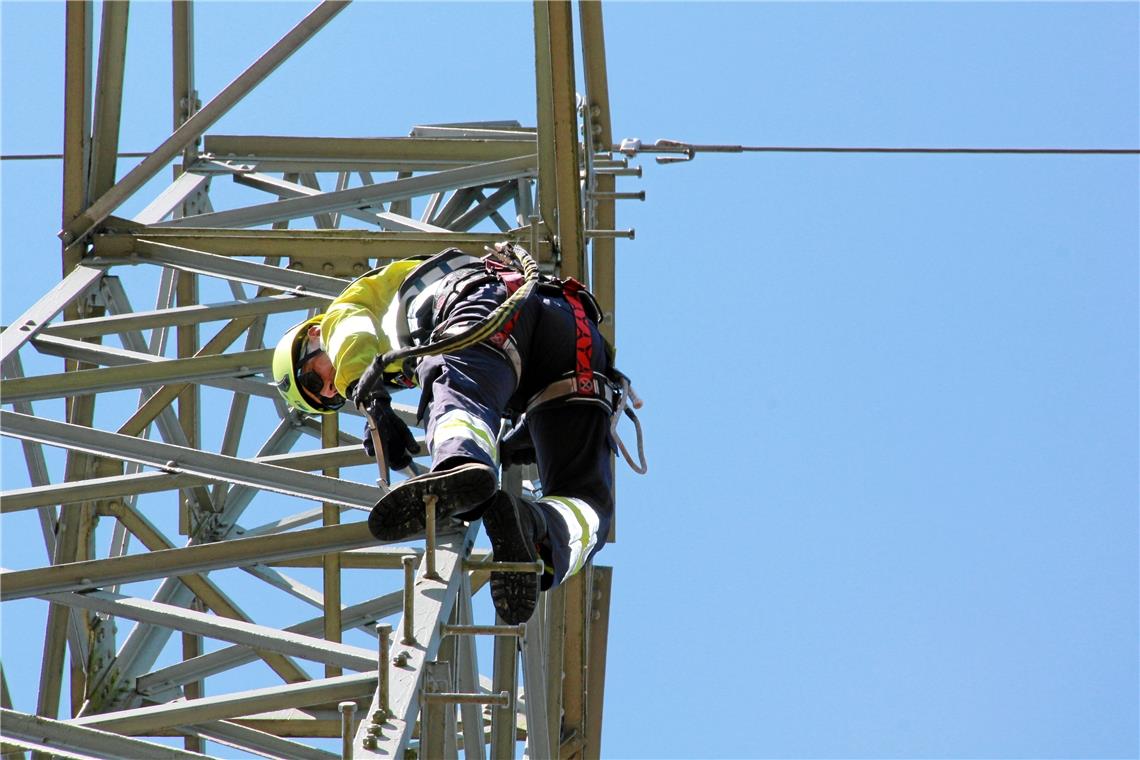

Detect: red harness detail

[484,259,524,350]
[483,259,595,398]
[560,278,595,395]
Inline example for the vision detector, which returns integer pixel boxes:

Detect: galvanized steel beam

[60,0,351,243]
[522,604,552,760]
[352,524,479,758]
[584,565,613,759]
[96,503,311,690]
[47,15,99,707]
[233,171,451,232]
[0,708,211,760]
[152,154,538,229]
[0,444,376,514]
[202,134,535,171]
[182,720,340,760]
[41,293,323,339]
[558,570,588,759]
[40,589,376,672]
[61,0,92,238]
[0,411,381,510]
[70,672,377,735]
[546,0,585,280]
[0,264,106,364]
[533,1,584,277]
[91,227,554,267]
[87,0,129,200]
[135,590,403,696]
[6,342,268,403]
[0,521,378,601]
[580,1,617,344]
[132,172,211,225]
[532,0,558,243]
[96,238,348,296]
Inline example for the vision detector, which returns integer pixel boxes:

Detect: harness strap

[559,278,596,397]
[524,367,648,474]
[526,371,615,414]
[484,257,526,295]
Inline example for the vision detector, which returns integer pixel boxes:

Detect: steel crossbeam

[39,589,377,672]
[233,171,452,232]
[95,238,349,297]
[41,293,324,339]
[182,720,341,760]
[1,438,371,513]
[91,228,546,263]
[135,591,404,696]
[0,264,106,363]
[202,134,536,172]
[153,154,538,229]
[0,410,382,510]
[133,172,212,225]
[0,521,378,601]
[70,672,378,735]
[10,338,271,399]
[0,708,212,760]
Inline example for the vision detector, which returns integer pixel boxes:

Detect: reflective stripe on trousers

[429,408,500,468]
[538,495,601,583]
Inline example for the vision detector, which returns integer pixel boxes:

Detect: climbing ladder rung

[441,623,526,638]
[464,558,544,574]
[422,690,511,707]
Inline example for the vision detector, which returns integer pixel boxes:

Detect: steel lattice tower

[1,2,637,757]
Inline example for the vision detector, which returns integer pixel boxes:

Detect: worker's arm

[321,261,418,395]
[323,262,422,468]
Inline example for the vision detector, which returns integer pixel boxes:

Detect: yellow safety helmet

[272,315,343,415]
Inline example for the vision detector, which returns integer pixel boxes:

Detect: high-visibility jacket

[321,250,483,395]
[320,259,420,397]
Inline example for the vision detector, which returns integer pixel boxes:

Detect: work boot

[369,462,497,541]
[481,491,547,624]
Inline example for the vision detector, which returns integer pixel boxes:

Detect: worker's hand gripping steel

[350,357,421,480]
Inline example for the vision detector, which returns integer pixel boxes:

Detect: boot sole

[369,463,497,541]
[482,495,540,625]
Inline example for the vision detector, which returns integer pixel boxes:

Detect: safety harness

[382,243,647,473]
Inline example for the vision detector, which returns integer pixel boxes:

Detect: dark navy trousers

[414,277,613,590]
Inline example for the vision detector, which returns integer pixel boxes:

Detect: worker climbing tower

[0,2,640,757]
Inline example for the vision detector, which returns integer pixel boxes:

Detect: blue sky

[2,2,1137,758]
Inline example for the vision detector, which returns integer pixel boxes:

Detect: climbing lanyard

[610,370,648,474]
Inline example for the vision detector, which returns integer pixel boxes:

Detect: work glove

[499,418,536,466]
[350,358,421,470]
